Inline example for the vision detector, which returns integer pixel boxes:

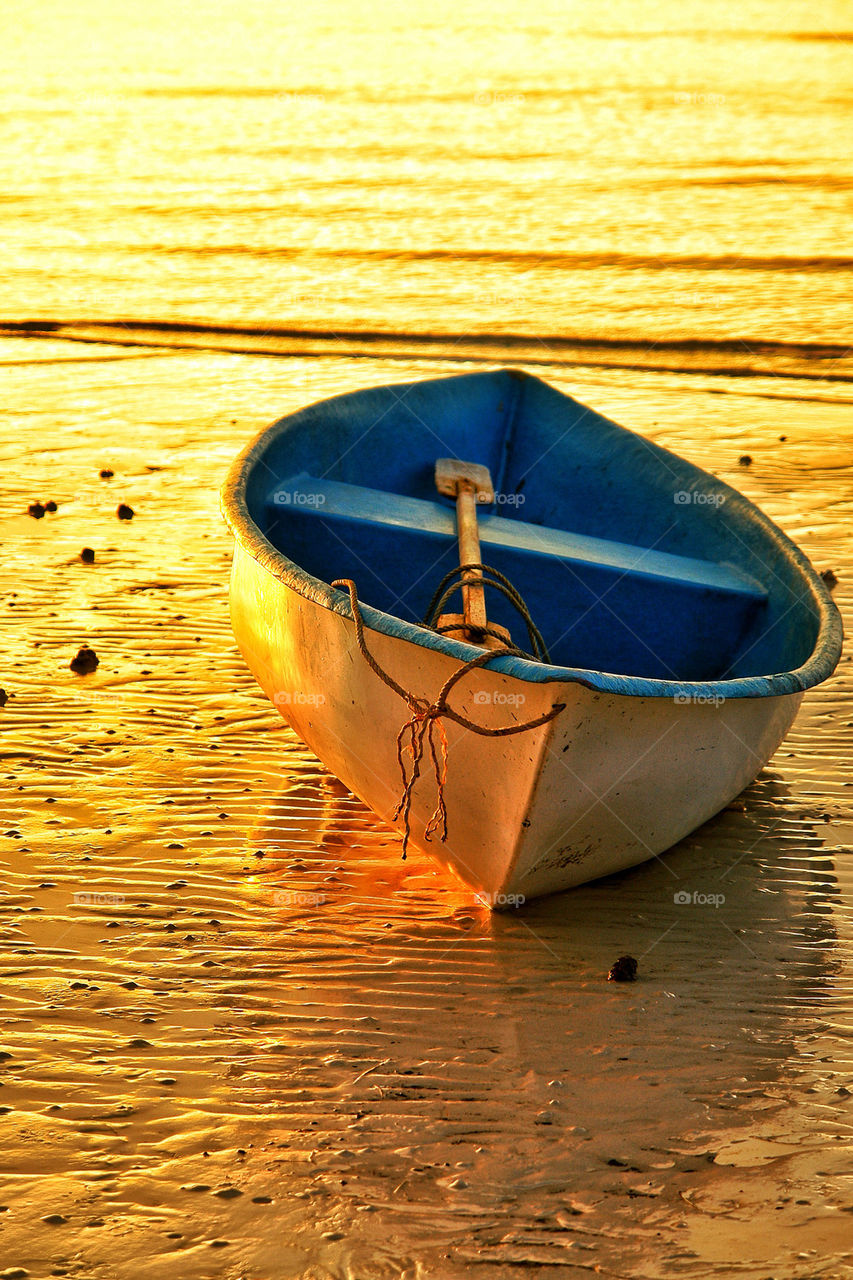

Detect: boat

[221,370,842,905]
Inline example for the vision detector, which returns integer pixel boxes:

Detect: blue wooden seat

[264,474,768,680]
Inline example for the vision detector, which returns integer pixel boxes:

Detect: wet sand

[1,344,851,1278]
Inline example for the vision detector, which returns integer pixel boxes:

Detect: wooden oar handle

[456,481,487,631]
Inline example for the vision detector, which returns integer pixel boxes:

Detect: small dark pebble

[738,454,752,466]
[252,1195,273,1204]
[44,500,57,512]
[27,501,45,519]
[116,503,134,520]
[99,468,114,479]
[127,1038,152,1048]
[41,1214,68,1225]
[0,690,7,707]
[606,1157,628,1167]
[213,1187,243,1199]
[210,1240,230,1248]
[607,955,638,982]
[158,1078,177,1086]
[70,646,99,675]
[821,569,838,590]
[0,1270,30,1279]
[81,547,95,563]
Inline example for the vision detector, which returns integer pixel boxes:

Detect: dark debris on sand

[608,955,638,982]
[70,646,99,675]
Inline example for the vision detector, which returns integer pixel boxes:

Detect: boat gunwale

[221,373,843,701]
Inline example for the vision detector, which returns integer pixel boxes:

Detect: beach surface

[1,348,851,1278]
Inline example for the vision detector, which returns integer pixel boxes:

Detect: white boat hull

[229,540,801,905]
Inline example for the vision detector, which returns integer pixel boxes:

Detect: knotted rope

[332,579,565,858]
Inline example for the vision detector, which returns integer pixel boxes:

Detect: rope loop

[422,562,551,662]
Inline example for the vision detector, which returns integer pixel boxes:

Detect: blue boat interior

[247,370,822,682]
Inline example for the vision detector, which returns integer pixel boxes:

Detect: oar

[434,458,510,649]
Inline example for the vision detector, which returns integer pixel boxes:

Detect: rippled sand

[2,346,851,1278]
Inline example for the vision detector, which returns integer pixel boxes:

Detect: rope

[421,562,551,662]
[332,579,565,859]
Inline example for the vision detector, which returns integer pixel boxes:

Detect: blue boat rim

[222,373,842,702]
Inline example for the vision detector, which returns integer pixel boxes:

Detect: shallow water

[2,0,852,1275]
[3,0,853,347]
